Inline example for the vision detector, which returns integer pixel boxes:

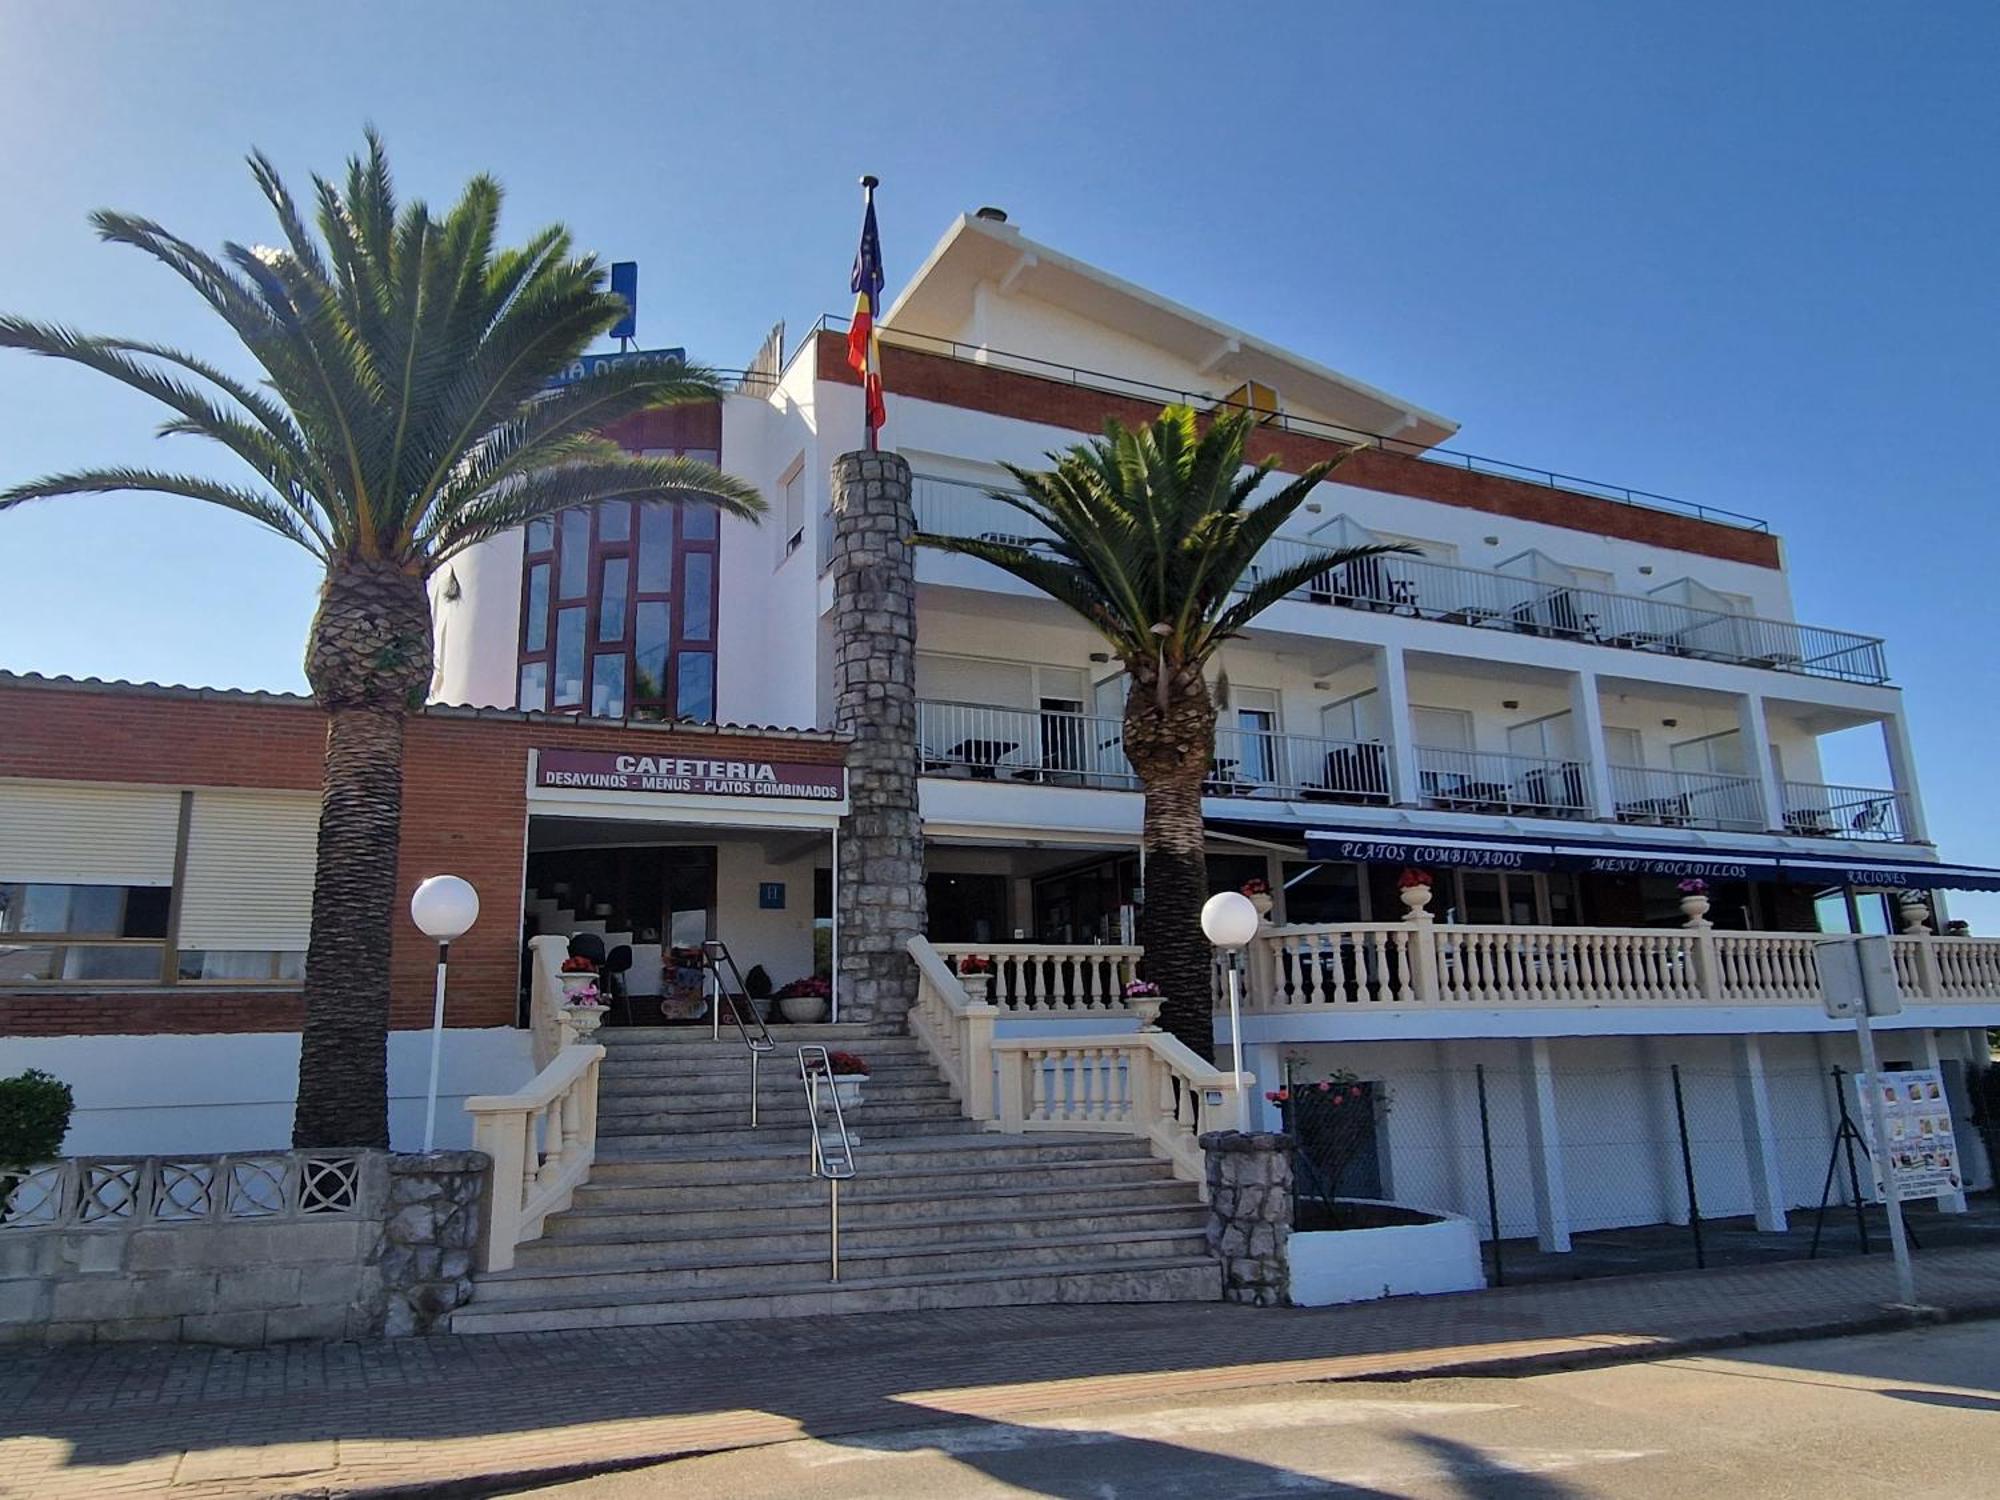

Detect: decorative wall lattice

[0,1152,367,1231]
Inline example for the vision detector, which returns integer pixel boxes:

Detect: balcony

[911,473,1890,686]
[1245,921,2000,1016]
[918,699,1923,846]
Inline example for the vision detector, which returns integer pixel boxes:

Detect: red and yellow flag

[848,185,886,437]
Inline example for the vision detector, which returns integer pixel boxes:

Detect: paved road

[522,1323,2000,1498]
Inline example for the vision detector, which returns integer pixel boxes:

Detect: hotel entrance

[524,743,846,1025]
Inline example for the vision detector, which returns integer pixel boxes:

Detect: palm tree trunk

[1125,664,1218,1061]
[293,559,434,1149]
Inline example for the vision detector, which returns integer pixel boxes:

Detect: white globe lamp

[411,876,480,1151]
[1200,891,1259,1130]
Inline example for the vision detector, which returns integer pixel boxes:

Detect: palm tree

[920,405,1398,1057]
[0,134,762,1146]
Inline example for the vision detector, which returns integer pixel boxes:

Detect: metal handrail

[704,938,775,1127]
[799,1045,857,1282]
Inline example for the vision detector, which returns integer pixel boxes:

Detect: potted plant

[558,953,600,999]
[776,974,831,1025]
[824,1050,870,1109]
[1241,876,1274,921]
[561,981,608,1039]
[1897,890,1932,935]
[956,953,996,1003]
[1397,868,1435,920]
[1677,877,1712,927]
[1122,977,1163,1029]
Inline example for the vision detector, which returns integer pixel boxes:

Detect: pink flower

[1264,1090,1280,1102]
[1317,1081,1331,1092]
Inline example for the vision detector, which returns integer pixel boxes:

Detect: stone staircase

[450,1023,1219,1333]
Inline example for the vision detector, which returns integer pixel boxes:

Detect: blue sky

[1,2,1995,913]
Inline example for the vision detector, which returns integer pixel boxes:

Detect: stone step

[593,1115,987,1153]
[584,1132,1157,1182]
[600,1022,892,1046]
[596,1064,943,1096]
[596,1088,956,1120]
[597,1076,953,1107]
[522,1201,1208,1264]
[596,1040,932,1068]
[596,1097,964,1132]
[478,1228,1212,1302]
[449,1258,1219,1334]
[572,1156,1178,1212]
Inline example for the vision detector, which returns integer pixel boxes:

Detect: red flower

[1317,1081,1331,1092]
[1264,1091,1280,1103]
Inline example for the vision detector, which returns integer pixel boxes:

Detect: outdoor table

[946,738,1019,778]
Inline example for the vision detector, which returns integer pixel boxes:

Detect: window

[1412,706,1473,752]
[557,509,591,597]
[778,459,806,561]
[1507,713,1575,760]
[1604,725,1645,768]
[598,558,628,643]
[1320,691,1382,744]
[1672,730,1746,777]
[591,653,627,718]
[524,563,551,653]
[0,785,315,988]
[676,651,715,720]
[683,554,713,642]
[634,602,671,704]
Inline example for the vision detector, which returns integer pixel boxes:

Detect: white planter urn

[778,992,829,1024]
[1899,898,1932,935]
[1399,884,1434,922]
[1680,894,1712,929]
[827,1075,866,1110]
[959,971,993,1004]
[1247,890,1275,922]
[562,1003,608,1041]
[1126,995,1164,1030]
[558,971,599,999]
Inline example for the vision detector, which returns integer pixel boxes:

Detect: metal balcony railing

[1781,780,1910,843]
[1609,763,1764,833]
[1414,745,1592,820]
[911,473,1891,686]
[917,700,1133,787]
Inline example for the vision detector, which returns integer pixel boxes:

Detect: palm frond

[0,466,328,557]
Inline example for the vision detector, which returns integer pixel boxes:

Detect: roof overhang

[881,214,1458,449]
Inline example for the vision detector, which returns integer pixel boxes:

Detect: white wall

[712,837,825,989]
[430,529,525,709]
[0,1028,533,1157]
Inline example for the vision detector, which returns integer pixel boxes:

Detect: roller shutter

[176,790,319,951]
[0,780,181,885]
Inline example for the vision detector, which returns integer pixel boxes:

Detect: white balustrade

[932,942,1140,1015]
[1248,921,2000,1012]
[466,1043,605,1272]
[906,937,1246,1193]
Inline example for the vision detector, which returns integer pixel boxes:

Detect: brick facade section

[815,330,1782,570]
[0,679,842,1039]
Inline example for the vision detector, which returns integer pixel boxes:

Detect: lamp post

[410,875,480,1153]
[1200,890,1259,1131]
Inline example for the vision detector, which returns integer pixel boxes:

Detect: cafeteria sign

[536,749,844,801]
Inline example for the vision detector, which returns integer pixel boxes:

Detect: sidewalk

[3,1246,1996,1499]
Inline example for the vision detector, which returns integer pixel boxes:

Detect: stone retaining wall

[0,1149,488,1345]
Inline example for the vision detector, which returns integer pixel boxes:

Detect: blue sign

[759,882,786,910]
[546,346,688,389]
[608,261,638,341]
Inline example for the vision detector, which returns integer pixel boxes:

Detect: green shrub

[0,1069,74,1170]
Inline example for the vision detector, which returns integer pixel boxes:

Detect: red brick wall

[0,681,842,1039]
[819,330,1783,570]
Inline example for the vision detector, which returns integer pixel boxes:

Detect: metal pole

[1835,1066,1872,1253]
[829,1177,841,1282]
[829,829,840,1025]
[422,942,449,1153]
[1226,953,1247,1131]
[1670,1064,1705,1269]
[1475,1063,1504,1287]
[1853,1009,1919,1306]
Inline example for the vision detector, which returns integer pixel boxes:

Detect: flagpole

[860,174,879,453]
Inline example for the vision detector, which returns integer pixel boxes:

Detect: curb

[272,1298,2000,1500]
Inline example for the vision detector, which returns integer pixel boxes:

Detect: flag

[848,190,886,435]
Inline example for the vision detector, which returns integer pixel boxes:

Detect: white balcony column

[1519,1036,1572,1253]
[1880,712,1932,843]
[1566,668,1616,819]
[1733,1035,1790,1232]
[1373,643,1421,807]
[1733,692,1786,832]
[1916,1029,1969,1213]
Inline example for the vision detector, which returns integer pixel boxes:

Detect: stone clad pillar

[1200,1129,1294,1306]
[830,450,925,1024]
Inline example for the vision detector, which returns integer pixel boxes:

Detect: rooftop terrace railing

[911,473,1891,686]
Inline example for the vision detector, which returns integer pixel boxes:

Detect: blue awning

[1302,823,2000,891]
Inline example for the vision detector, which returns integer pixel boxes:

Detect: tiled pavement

[3,1246,1997,1499]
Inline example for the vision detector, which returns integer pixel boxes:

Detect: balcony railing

[1608,762,1763,833]
[918,699,1133,787]
[912,473,1890,686]
[1249,921,2000,1013]
[1781,780,1910,843]
[1415,745,1590,820]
